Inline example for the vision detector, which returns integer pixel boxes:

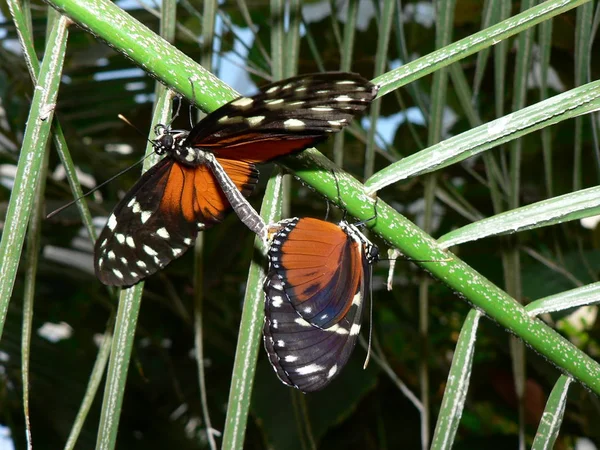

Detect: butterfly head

[153,124,189,156]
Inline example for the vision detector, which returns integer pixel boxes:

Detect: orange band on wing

[211,137,324,163]
[159,160,259,226]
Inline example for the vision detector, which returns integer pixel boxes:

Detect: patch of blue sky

[93,67,145,82]
[302,0,375,32]
[0,425,14,450]
[362,107,426,149]
[216,23,255,96]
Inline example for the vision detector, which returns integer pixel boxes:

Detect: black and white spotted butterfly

[94,73,379,286]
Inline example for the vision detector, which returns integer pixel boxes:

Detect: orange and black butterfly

[94,73,378,286]
[263,217,379,392]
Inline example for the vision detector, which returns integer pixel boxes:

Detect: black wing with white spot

[184,72,379,161]
[94,158,258,286]
[263,267,367,393]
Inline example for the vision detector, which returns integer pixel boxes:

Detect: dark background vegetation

[0,0,599,448]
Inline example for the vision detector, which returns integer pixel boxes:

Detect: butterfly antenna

[363,265,375,370]
[119,114,173,152]
[46,153,155,219]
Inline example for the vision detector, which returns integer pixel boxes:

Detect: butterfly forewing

[263,218,375,392]
[184,72,378,160]
[268,217,362,328]
[94,159,258,286]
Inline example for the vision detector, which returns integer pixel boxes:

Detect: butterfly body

[95,73,378,286]
[263,217,378,392]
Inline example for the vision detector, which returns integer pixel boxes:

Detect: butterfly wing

[94,158,258,286]
[267,217,362,328]
[263,218,371,392]
[184,72,378,162]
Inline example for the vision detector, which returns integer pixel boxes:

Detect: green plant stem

[221,173,284,450]
[0,15,69,338]
[281,150,600,395]
[96,286,144,450]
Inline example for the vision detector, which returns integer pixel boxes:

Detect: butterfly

[263,217,379,392]
[94,72,379,286]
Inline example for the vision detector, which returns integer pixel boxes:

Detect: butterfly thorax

[153,124,212,167]
[339,221,379,264]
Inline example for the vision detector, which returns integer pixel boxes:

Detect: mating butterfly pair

[95,72,378,286]
[93,72,379,391]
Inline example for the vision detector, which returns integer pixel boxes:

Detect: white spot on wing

[350,323,361,335]
[294,317,312,327]
[172,248,183,257]
[326,324,348,335]
[231,97,254,108]
[143,245,157,256]
[107,214,117,231]
[296,364,323,375]
[183,238,192,245]
[284,355,298,362]
[265,99,285,109]
[112,269,123,279]
[107,251,116,260]
[116,233,125,244]
[218,115,244,124]
[141,211,152,224]
[132,202,141,214]
[277,340,285,347]
[136,260,147,269]
[271,295,283,308]
[311,106,333,112]
[246,116,265,127]
[327,364,338,378]
[335,95,353,102]
[156,227,170,239]
[126,237,135,248]
[284,119,305,130]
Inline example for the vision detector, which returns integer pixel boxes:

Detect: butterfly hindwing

[94,158,258,286]
[263,270,365,392]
